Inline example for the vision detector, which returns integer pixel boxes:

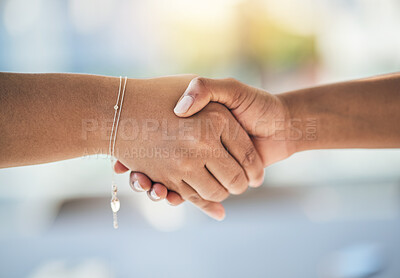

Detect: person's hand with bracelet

[0,73,265,221]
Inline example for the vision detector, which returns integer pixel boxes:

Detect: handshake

[110,75,306,220]
[2,72,398,222]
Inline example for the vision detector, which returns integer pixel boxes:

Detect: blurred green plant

[163,0,316,79]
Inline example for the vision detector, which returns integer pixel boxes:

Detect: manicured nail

[174,95,194,114]
[150,189,160,200]
[132,180,144,192]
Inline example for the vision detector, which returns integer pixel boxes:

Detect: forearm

[0,73,119,168]
[280,73,400,152]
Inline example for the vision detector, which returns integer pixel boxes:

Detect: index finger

[221,114,265,187]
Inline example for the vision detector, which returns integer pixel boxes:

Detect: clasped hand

[114,75,291,220]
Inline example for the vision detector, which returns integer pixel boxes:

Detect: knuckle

[206,188,229,202]
[225,77,239,85]
[193,77,208,89]
[190,77,209,96]
[229,171,248,195]
[224,78,245,108]
[230,171,241,185]
[242,146,257,166]
[187,193,202,204]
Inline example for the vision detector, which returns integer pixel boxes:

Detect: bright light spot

[68,0,115,34]
[3,0,43,36]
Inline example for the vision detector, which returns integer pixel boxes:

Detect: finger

[178,180,225,221]
[147,183,168,201]
[174,77,251,117]
[166,191,185,206]
[183,167,229,202]
[206,145,248,195]
[114,160,129,173]
[221,114,264,187]
[129,172,152,192]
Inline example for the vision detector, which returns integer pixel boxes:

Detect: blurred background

[1,0,400,277]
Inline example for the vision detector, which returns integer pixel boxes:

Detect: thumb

[173,77,247,117]
[114,160,129,174]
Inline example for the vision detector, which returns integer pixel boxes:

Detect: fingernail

[174,95,194,114]
[150,189,160,200]
[132,180,144,192]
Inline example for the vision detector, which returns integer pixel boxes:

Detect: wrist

[84,75,138,155]
[278,88,319,154]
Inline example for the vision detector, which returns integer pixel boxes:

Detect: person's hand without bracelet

[123,73,400,206]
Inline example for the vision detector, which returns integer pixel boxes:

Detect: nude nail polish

[133,180,144,192]
[150,189,160,200]
[174,95,194,114]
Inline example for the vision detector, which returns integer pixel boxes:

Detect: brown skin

[0,73,265,220]
[127,73,400,205]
